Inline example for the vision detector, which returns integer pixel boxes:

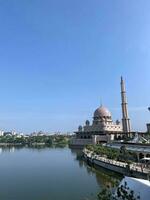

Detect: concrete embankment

[83,149,149,180]
[0,143,23,146]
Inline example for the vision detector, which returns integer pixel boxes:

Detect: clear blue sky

[0,0,150,133]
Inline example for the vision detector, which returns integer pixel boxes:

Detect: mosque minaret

[121,76,131,134]
[70,77,132,147]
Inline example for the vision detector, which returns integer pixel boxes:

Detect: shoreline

[0,142,68,147]
[83,148,150,180]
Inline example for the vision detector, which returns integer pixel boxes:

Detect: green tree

[97,181,140,200]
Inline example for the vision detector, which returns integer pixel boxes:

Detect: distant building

[3,131,18,137]
[31,132,37,136]
[31,131,46,136]
[147,123,150,133]
[12,131,17,136]
[3,132,13,136]
[0,130,4,136]
[37,131,46,136]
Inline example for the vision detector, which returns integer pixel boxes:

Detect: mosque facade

[71,77,131,146]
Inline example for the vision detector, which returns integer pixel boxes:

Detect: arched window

[139,153,144,159]
[146,154,150,158]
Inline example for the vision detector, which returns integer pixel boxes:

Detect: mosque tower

[121,76,131,135]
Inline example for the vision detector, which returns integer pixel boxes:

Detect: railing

[83,149,150,174]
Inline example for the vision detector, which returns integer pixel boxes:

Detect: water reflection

[0,146,121,189]
[70,147,122,188]
[0,146,122,200]
[0,146,17,153]
[0,144,68,154]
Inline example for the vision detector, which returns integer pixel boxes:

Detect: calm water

[0,146,120,200]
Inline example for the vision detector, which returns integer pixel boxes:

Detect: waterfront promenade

[83,149,150,179]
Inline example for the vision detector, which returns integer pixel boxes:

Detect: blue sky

[0,0,150,133]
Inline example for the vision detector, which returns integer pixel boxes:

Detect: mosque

[71,77,131,146]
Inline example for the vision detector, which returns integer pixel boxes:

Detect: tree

[119,145,129,163]
[97,181,140,200]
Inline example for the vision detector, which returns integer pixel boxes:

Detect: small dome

[85,120,90,126]
[94,105,111,118]
[78,125,82,131]
[116,119,120,125]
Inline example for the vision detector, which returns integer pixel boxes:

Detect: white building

[0,130,4,136]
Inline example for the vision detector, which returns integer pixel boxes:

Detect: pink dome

[94,106,111,118]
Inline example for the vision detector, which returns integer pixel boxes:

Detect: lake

[0,146,120,200]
